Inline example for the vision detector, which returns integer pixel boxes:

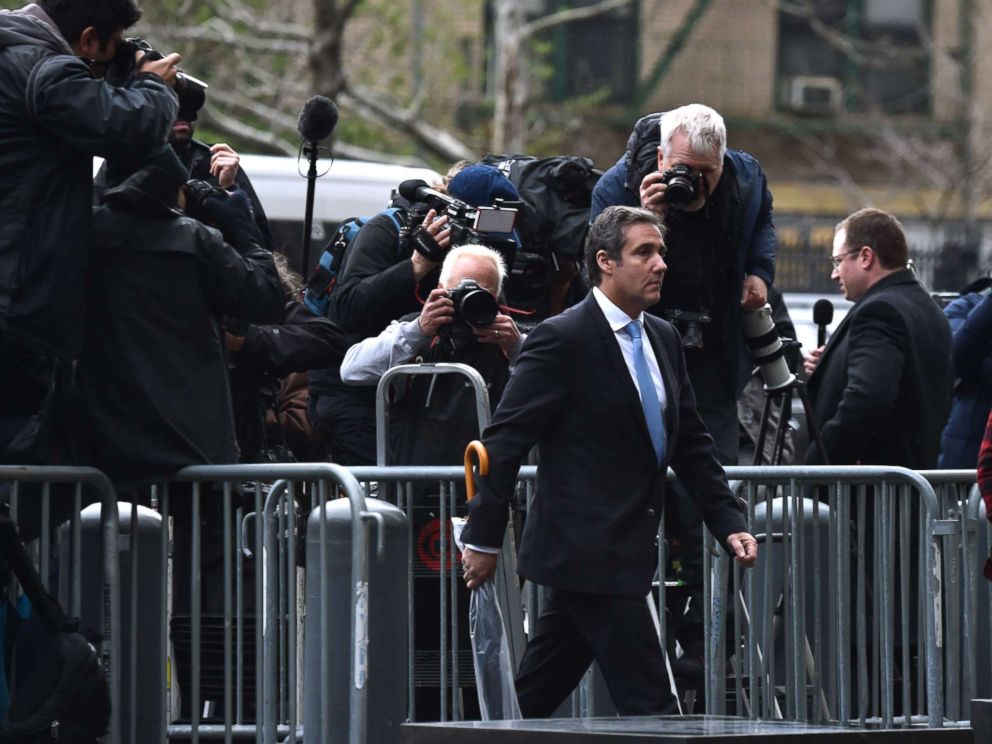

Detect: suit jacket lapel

[644,318,678,437]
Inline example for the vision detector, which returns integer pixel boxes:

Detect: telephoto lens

[742,304,795,391]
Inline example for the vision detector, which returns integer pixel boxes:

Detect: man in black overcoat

[460,206,757,717]
[803,208,953,468]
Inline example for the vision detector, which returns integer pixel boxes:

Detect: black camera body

[446,279,499,328]
[105,38,207,105]
[664,308,711,351]
[660,165,702,208]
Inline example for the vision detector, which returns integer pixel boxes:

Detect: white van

[94,153,441,272]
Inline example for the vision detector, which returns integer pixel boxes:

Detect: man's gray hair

[584,206,664,286]
[659,103,727,162]
[440,244,508,293]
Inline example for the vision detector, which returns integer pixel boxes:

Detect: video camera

[398,179,521,265]
[104,37,208,103]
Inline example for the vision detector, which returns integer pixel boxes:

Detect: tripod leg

[752,393,775,467]
[770,392,792,467]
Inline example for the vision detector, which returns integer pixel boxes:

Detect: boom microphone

[297,95,339,145]
[813,298,834,348]
[398,179,462,209]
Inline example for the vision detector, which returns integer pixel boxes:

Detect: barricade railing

[348,464,535,723]
[39,460,987,742]
[150,463,376,744]
[918,470,988,722]
[0,466,121,744]
[700,465,944,729]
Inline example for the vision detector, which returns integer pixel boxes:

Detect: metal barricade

[700,465,945,729]
[143,463,377,744]
[370,362,526,723]
[919,470,988,722]
[349,464,534,724]
[0,466,122,744]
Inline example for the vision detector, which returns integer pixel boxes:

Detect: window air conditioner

[785,76,842,115]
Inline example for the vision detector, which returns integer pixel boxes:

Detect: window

[776,0,930,115]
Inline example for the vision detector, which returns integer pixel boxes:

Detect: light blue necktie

[624,320,666,465]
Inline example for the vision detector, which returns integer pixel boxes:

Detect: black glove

[411,225,446,262]
[196,188,263,250]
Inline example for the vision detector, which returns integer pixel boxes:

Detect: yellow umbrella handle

[464,440,489,502]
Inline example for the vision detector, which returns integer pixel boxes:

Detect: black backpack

[480,153,601,261]
[0,515,109,743]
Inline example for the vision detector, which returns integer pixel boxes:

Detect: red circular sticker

[416,518,462,573]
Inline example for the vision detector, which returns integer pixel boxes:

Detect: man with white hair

[590,103,775,686]
[340,243,523,387]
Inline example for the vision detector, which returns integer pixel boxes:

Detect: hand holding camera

[417,287,455,337]
[410,209,452,279]
[639,166,704,216]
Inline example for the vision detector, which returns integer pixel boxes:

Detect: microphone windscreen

[398,179,430,203]
[297,95,339,143]
[813,298,834,326]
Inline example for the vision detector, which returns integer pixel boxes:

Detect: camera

[400,180,521,266]
[665,308,711,351]
[446,279,499,328]
[104,37,208,102]
[660,165,702,208]
[741,304,796,392]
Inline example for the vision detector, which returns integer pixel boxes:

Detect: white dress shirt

[591,287,668,417]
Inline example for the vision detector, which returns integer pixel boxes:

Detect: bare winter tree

[148,0,476,164]
[491,0,634,153]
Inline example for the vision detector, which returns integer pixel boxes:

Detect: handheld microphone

[297,95,339,146]
[813,299,834,348]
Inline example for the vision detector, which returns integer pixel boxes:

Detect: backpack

[622,111,664,196]
[480,154,601,260]
[0,515,109,743]
[303,206,408,316]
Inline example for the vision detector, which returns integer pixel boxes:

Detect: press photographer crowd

[4,0,992,730]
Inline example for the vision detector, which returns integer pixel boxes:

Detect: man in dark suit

[460,206,757,717]
[803,208,953,468]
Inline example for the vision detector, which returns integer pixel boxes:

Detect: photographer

[0,0,180,462]
[340,243,521,720]
[310,164,523,465]
[77,145,284,476]
[94,73,274,248]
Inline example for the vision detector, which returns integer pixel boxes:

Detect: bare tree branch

[519,0,633,39]
[200,105,297,156]
[339,85,477,164]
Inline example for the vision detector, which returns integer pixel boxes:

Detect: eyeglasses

[830,249,862,269]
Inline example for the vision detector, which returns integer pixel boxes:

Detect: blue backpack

[303,207,407,317]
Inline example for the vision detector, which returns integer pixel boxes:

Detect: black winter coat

[77,170,284,477]
[0,5,177,360]
[806,269,953,468]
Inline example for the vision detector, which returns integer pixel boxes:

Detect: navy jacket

[939,291,992,468]
[590,148,775,395]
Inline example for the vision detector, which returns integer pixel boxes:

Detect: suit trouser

[515,587,679,717]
